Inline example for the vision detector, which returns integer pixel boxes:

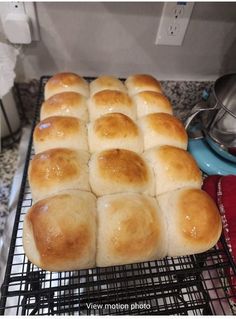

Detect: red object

[203,175,236,303]
[217,176,236,259]
[202,175,221,202]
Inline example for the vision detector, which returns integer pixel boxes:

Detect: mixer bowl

[185,73,236,162]
[205,135,236,163]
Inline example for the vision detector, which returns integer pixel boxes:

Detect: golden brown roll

[96,193,167,267]
[88,89,136,121]
[40,92,88,122]
[28,148,90,202]
[125,74,163,96]
[33,116,88,154]
[88,113,143,153]
[44,72,89,99]
[90,75,127,96]
[23,190,97,271]
[133,91,173,118]
[144,146,202,195]
[157,188,222,256]
[138,113,188,150]
[89,149,155,196]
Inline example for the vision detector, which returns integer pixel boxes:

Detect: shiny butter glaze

[46,72,87,89]
[94,113,138,138]
[92,90,133,109]
[34,116,82,142]
[98,149,149,184]
[178,189,222,243]
[157,145,202,182]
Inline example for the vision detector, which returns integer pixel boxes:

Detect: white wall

[0,2,236,81]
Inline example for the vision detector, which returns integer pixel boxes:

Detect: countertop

[0,80,39,237]
[0,79,213,238]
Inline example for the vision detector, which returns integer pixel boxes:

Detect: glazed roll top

[88,113,143,153]
[23,190,97,272]
[96,193,167,267]
[44,72,89,99]
[90,75,127,96]
[139,113,188,150]
[40,92,88,122]
[33,116,88,153]
[29,148,90,202]
[158,188,222,257]
[133,91,173,118]
[144,146,202,196]
[88,89,136,121]
[89,149,155,196]
[125,74,163,96]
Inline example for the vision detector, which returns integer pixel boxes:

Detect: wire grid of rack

[1,76,236,315]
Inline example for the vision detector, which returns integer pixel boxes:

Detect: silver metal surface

[184,101,215,130]
[185,73,236,160]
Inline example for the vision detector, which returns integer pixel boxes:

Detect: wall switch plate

[155,2,194,46]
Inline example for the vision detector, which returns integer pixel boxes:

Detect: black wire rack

[1,76,236,315]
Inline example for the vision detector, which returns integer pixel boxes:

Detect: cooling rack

[0,76,236,315]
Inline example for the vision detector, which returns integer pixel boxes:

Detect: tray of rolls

[23,73,222,272]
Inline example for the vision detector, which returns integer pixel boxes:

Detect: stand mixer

[185,74,236,175]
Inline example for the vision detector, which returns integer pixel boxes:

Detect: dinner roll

[133,91,173,118]
[96,193,167,267]
[144,146,202,196]
[138,113,188,150]
[88,113,143,153]
[40,92,88,121]
[88,90,136,121]
[90,75,127,96]
[157,188,222,256]
[89,149,155,196]
[23,190,97,271]
[29,148,90,202]
[44,73,89,99]
[125,74,163,96]
[33,116,88,154]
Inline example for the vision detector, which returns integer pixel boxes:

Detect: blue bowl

[206,137,236,163]
[188,138,236,175]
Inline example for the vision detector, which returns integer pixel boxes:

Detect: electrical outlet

[7,2,25,13]
[173,6,184,18]
[167,23,180,36]
[155,2,194,46]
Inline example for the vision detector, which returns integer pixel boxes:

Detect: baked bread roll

[125,74,162,96]
[96,193,167,267]
[144,146,202,196]
[33,116,88,154]
[89,149,155,196]
[29,148,90,202]
[88,113,143,153]
[23,190,97,271]
[40,92,88,122]
[157,188,222,256]
[138,113,188,150]
[88,90,136,121]
[44,72,89,99]
[133,91,173,118]
[90,75,127,96]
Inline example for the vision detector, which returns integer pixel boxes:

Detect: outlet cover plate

[156,2,194,46]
